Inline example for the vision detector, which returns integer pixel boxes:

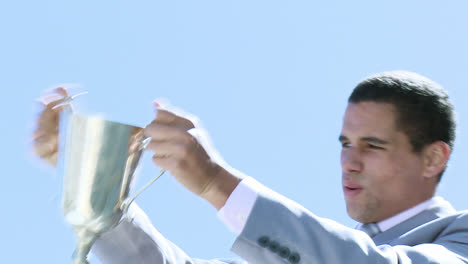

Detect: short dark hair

[348,71,456,181]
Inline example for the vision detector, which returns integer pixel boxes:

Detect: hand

[32,87,69,166]
[144,104,241,210]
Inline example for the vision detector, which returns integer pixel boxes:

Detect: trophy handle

[119,137,166,214]
[120,168,166,214]
[52,92,88,110]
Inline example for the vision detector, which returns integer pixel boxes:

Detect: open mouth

[343,185,363,197]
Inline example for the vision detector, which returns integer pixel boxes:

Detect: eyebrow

[338,135,389,145]
[338,135,347,142]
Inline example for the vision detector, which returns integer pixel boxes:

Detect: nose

[341,147,363,174]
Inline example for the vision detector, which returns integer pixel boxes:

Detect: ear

[421,141,451,179]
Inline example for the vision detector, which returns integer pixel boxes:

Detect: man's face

[339,102,428,223]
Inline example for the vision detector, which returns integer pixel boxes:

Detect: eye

[341,142,351,148]
[368,144,384,150]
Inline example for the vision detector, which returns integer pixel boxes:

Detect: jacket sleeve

[91,203,246,264]
[231,182,468,264]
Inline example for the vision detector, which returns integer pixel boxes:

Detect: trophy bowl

[58,108,149,264]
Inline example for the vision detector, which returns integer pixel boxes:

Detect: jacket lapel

[372,197,456,246]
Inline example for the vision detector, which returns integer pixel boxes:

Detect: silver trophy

[57,96,163,264]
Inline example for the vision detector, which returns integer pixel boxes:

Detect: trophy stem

[72,229,97,264]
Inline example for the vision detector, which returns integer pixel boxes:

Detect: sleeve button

[268,240,280,253]
[288,252,300,263]
[257,236,270,248]
[279,246,291,258]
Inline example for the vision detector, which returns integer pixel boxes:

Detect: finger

[32,125,57,141]
[151,155,179,171]
[32,149,58,167]
[47,152,58,166]
[153,109,195,131]
[144,123,193,142]
[36,89,69,129]
[38,87,69,108]
[35,97,67,130]
[32,134,58,158]
[146,140,191,159]
[38,94,64,106]
[55,86,69,97]
[45,87,70,110]
[37,107,60,131]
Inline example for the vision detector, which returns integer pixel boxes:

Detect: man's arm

[92,203,246,264]
[143,103,243,210]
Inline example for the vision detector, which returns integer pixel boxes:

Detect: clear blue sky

[1,1,468,263]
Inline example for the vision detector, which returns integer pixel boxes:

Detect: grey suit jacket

[93,182,468,263]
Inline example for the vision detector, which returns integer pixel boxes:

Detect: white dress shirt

[217,177,261,234]
[359,196,441,232]
[218,176,441,235]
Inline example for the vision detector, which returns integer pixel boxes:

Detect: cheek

[393,154,424,191]
[363,153,408,191]
[374,155,423,199]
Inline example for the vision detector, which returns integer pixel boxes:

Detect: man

[33,71,468,263]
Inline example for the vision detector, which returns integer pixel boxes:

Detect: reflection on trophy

[57,101,161,264]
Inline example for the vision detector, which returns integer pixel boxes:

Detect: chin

[347,207,372,223]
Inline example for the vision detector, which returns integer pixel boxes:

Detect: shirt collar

[356,196,441,232]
